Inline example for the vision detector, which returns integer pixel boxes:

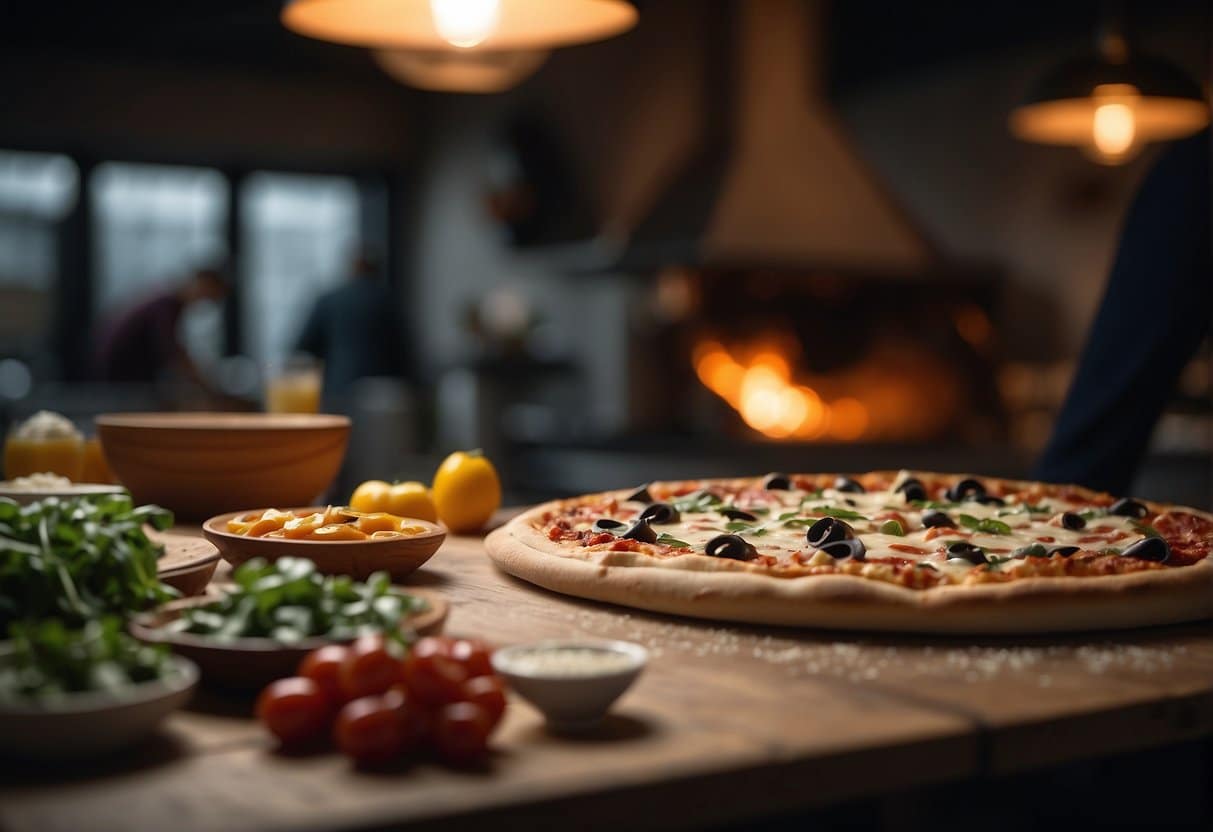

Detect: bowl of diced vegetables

[130,557,447,689]
[0,618,198,760]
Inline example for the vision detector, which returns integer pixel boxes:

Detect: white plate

[0,484,127,506]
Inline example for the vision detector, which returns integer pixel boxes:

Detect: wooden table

[4,530,1213,832]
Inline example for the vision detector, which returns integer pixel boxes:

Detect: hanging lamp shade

[373,48,549,93]
[282,0,637,51]
[1009,33,1209,165]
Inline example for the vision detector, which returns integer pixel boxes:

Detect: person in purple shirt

[94,268,229,388]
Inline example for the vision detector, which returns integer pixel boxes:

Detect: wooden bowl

[0,654,198,759]
[129,589,447,689]
[202,508,447,580]
[95,413,350,521]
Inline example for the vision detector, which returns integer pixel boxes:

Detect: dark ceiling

[0,0,1207,90]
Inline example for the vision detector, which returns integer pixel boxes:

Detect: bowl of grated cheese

[491,639,647,732]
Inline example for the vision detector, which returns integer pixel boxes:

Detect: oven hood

[596,0,936,274]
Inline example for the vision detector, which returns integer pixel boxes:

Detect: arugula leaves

[672,490,723,513]
[656,533,691,548]
[957,514,1012,535]
[0,617,175,702]
[1132,522,1162,539]
[165,557,427,644]
[724,521,767,536]
[0,494,178,635]
[805,506,867,521]
[878,519,905,536]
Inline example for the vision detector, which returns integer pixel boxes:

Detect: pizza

[485,471,1213,633]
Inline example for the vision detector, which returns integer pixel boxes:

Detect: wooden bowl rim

[202,508,446,547]
[129,586,448,654]
[96,412,350,431]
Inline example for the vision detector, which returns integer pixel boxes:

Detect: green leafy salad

[160,557,428,644]
[0,617,178,703]
[0,493,178,633]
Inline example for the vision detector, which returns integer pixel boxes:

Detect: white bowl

[0,483,127,506]
[0,655,198,759]
[491,639,648,732]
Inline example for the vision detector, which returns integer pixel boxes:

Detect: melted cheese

[580,471,1146,582]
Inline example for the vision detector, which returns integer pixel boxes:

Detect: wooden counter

[3,530,1212,832]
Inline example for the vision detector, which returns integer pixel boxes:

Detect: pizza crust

[484,473,1213,634]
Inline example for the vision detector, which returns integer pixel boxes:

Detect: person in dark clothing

[294,255,403,401]
[94,268,229,388]
[1033,130,1211,495]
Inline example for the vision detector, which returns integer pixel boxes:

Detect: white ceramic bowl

[0,483,127,506]
[491,639,648,732]
[0,655,198,759]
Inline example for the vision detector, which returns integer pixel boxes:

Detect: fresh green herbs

[957,514,1012,535]
[1012,543,1047,559]
[1132,522,1162,539]
[163,557,427,644]
[0,494,177,634]
[0,617,176,703]
[724,521,767,536]
[909,500,958,510]
[805,506,867,521]
[656,533,691,548]
[672,490,723,513]
[878,519,905,536]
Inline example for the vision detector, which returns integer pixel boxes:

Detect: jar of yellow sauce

[3,411,85,481]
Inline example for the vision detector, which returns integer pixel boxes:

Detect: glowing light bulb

[1092,102,1136,158]
[430,0,500,48]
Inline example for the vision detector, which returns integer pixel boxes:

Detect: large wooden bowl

[130,589,447,689]
[202,508,447,580]
[96,413,350,520]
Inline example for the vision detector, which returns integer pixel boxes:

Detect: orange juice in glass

[266,356,322,414]
[4,411,85,481]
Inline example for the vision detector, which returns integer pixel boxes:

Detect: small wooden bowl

[130,588,448,689]
[96,413,350,521]
[202,508,447,580]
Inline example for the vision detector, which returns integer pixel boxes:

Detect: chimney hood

[594,0,936,274]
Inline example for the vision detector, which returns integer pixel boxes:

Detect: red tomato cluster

[256,635,506,766]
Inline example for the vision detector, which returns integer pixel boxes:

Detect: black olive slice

[1061,512,1086,531]
[946,541,988,564]
[921,510,954,528]
[894,478,928,503]
[722,508,757,522]
[591,518,626,534]
[945,478,987,502]
[1121,536,1169,563]
[1047,544,1081,557]
[621,519,658,544]
[704,534,758,561]
[820,538,866,561]
[763,473,791,490]
[805,516,853,549]
[1109,497,1148,518]
[624,485,653,503]
[976,495,1006,507]
[833,476,865,494]
[639,502,680,525]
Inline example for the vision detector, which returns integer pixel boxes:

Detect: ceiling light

[1010,26,1209,165]
[282,0,637,52]
[372,48,549,93]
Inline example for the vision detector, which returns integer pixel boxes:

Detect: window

[0,151,78,356]
[91,162,229,313]
[240,172,361,368]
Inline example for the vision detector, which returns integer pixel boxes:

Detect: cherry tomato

[450,639,494,677]
[402,651,468,706]
[382,685,431,751]
[411,635,455,660]
[460,675,507,727]
[432,701,493,764]
[334,696,405,765]
[339,635,404,700]
[256,677,331,746]
[298,644,351,707]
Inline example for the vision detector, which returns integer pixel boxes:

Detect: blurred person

[294,254,403,402]
[94,267,230,393]
[1034,129,1210,495]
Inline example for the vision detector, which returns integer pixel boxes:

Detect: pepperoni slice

[1152,512,1213,566]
